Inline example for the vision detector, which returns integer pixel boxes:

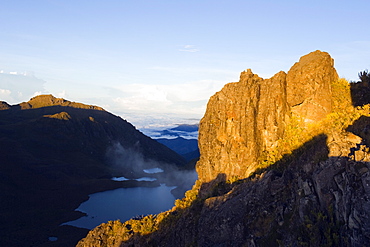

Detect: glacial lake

[64,183,176,229]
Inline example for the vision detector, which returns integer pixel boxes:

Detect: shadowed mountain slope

[0,95,186,247]
[156,137,199,162]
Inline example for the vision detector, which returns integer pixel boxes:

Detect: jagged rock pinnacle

[197,50,338,183]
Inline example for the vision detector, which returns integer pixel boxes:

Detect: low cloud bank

[106,142,197,198]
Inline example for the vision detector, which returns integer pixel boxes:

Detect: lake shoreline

[9,179,160,247]
[63,183,177,230]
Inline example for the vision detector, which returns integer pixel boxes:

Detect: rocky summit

[197,50,338,184]
[76,50,370,246]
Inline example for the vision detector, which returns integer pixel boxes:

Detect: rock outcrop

[0,101,11,110]
[197,69,288,183]
[197,50,338,183]
[286,50,338,123]
[77,50,370,246]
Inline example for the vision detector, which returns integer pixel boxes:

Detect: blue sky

[1,0,370,126]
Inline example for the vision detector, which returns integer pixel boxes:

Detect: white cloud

[0,88,11,96]
[32,91,43,97]
[56,90,66,98]
[110,79,225,117]
[179,45,200,53]
[0,88,13,102]
[112,84,172,113]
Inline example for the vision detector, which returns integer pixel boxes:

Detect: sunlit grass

[256,78,368,170]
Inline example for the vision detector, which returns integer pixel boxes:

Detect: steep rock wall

[287,50,338,123]
[197,70,288,183]
[197,50,338,183]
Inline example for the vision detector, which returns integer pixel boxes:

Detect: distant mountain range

[140,123,200,162]
[143,123,199,139]
[0,95,187,246]
[156,136,199,162]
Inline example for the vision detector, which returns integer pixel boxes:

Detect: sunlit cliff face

[196,50,339,183]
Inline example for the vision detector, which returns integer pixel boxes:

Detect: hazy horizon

[1,1,370,124]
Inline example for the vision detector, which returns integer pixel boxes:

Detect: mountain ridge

[0,95,186,246]
[3,94,105,111]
